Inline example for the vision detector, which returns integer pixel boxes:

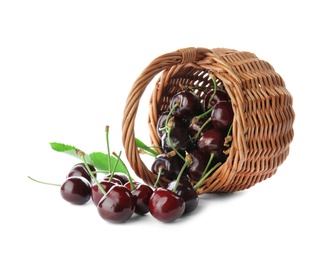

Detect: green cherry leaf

[89,152,127,174]
[135,138,159,157]
[49,142,91,163]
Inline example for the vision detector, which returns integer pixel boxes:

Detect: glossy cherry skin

[66,163,96,184]
[60,176,91,205]
[170,90,203,119]
[149,188,185,222]
[203,89,230,110]
[91,180,119,206]
[167,179,199,214]
[197,129,224,154]
[161,125,193,153]
[211,101,234,132]
[124,181,154,215]
[187,150,211,181]
[97,185,135,223]
[151,154,184,181]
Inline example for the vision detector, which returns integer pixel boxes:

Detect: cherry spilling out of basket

[29,73,234,224]
[151,73,233,186]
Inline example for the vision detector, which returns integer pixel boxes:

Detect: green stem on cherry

[164,102,179,128]
[193,162,222,190]
[224,124,233,147]
[208,73,218,106]
[154,166,163,188]
[112,151,135,191]
[76,149,107,195]
[105,125,112,173]
[193,116,212,141]
[27,176,61,186]
[193,106,214,121]
[108,151,121,182]
[200,152,215,179]
[172,152,192,192]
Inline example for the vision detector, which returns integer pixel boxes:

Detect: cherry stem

[208,73,217,105]
[194,106,214,121]
[165,102,179,127]
[77,149,107,195]
[193,117,212,141]
[173,152,191,192]
[154,167,163,188]
[193,162,222,190]
[112,151,135,191]
[27,176,61,186]
[201,152,215,179]
[108,151,121,182]
[105,125,112,173]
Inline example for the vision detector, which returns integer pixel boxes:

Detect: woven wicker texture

[122,47,295,194]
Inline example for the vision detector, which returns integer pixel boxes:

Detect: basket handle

[122,47,212,184]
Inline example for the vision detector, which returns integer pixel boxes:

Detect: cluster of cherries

[151,74,233,190]
[41,73,234,223]
[60,153,198,223]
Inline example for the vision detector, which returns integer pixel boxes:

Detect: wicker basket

[122,47,295,194]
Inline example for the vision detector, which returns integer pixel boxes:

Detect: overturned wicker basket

[122,47,295,194]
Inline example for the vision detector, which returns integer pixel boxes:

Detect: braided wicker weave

[122,47,295,194]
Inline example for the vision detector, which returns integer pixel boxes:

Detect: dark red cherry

[97,185,135,223]
[66,163,96,184]
[197,129,224,154]
[91,180,119,206]
[211,101,234,132]
[161,125,193,153]
[151,154,184,181]
[203,89,230,110]
[170,90,203,119]
[167,179,199,214]
[187,150,211,182]
[149,188,185,222]
[124,182,154,215]
[60,176,91,205]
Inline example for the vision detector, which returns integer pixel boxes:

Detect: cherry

[151,153,184,181]
[169,90,203,119]
[197,129,224,154]
[161,125,193,154]
[97,185,135,223]
[124,181,154,215]
[203,89,230,110]
[211,101,234,132]
[91,180,119,206]
[149,188,185,222]
[66,162,96,184]
[60,176,92,205]
[167,179,199,214]
[187,150,211,181]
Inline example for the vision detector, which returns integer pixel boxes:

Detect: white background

[1,0,334,259]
